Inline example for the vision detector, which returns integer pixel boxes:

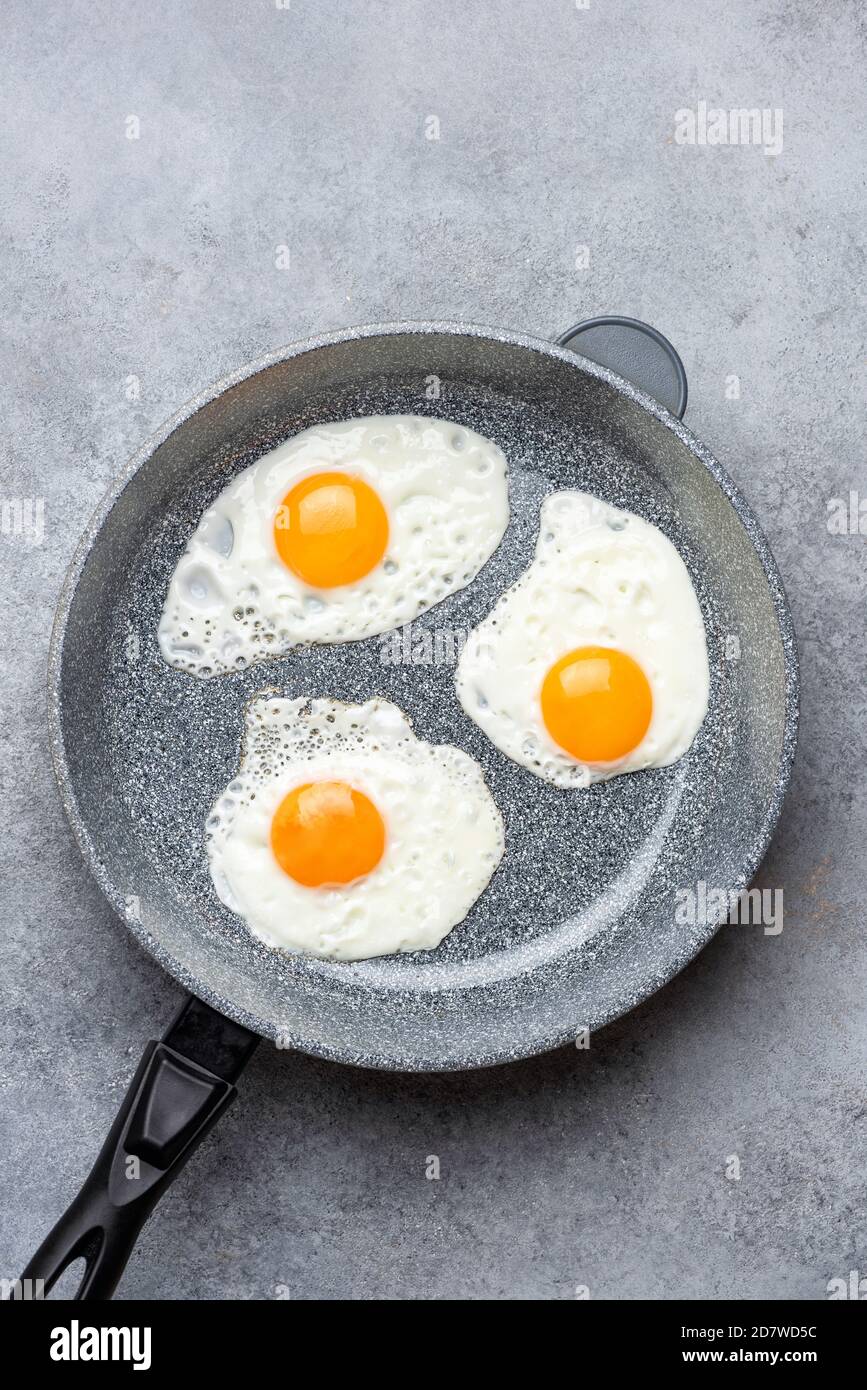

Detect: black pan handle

[556,315,688,418]
[19,995,259,1300]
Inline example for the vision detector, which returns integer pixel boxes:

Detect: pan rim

[47,319,800,1071]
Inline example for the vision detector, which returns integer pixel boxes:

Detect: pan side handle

[18,996,259,1300]
[556,316,688,419]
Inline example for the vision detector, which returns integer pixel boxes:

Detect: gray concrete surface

[1,0,865,1300]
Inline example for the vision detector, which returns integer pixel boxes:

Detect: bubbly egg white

[207,696,505,961]
[159,415,509,677]
[455,490,710,787]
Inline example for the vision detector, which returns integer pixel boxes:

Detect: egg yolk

[270,780,386,887]
[540,645,652,765]
[273,471,389,588]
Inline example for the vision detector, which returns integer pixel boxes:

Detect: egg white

[159,415,509,677]
[207,696,505,961]
[455,490,710,787]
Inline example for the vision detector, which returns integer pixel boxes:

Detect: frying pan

[22,316,798,1300]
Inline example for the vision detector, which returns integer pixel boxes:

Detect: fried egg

[455,490,709,787]
[159,416,509,677]
[207,696,505,960]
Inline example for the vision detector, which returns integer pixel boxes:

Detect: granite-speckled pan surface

[49,324,798,1070]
